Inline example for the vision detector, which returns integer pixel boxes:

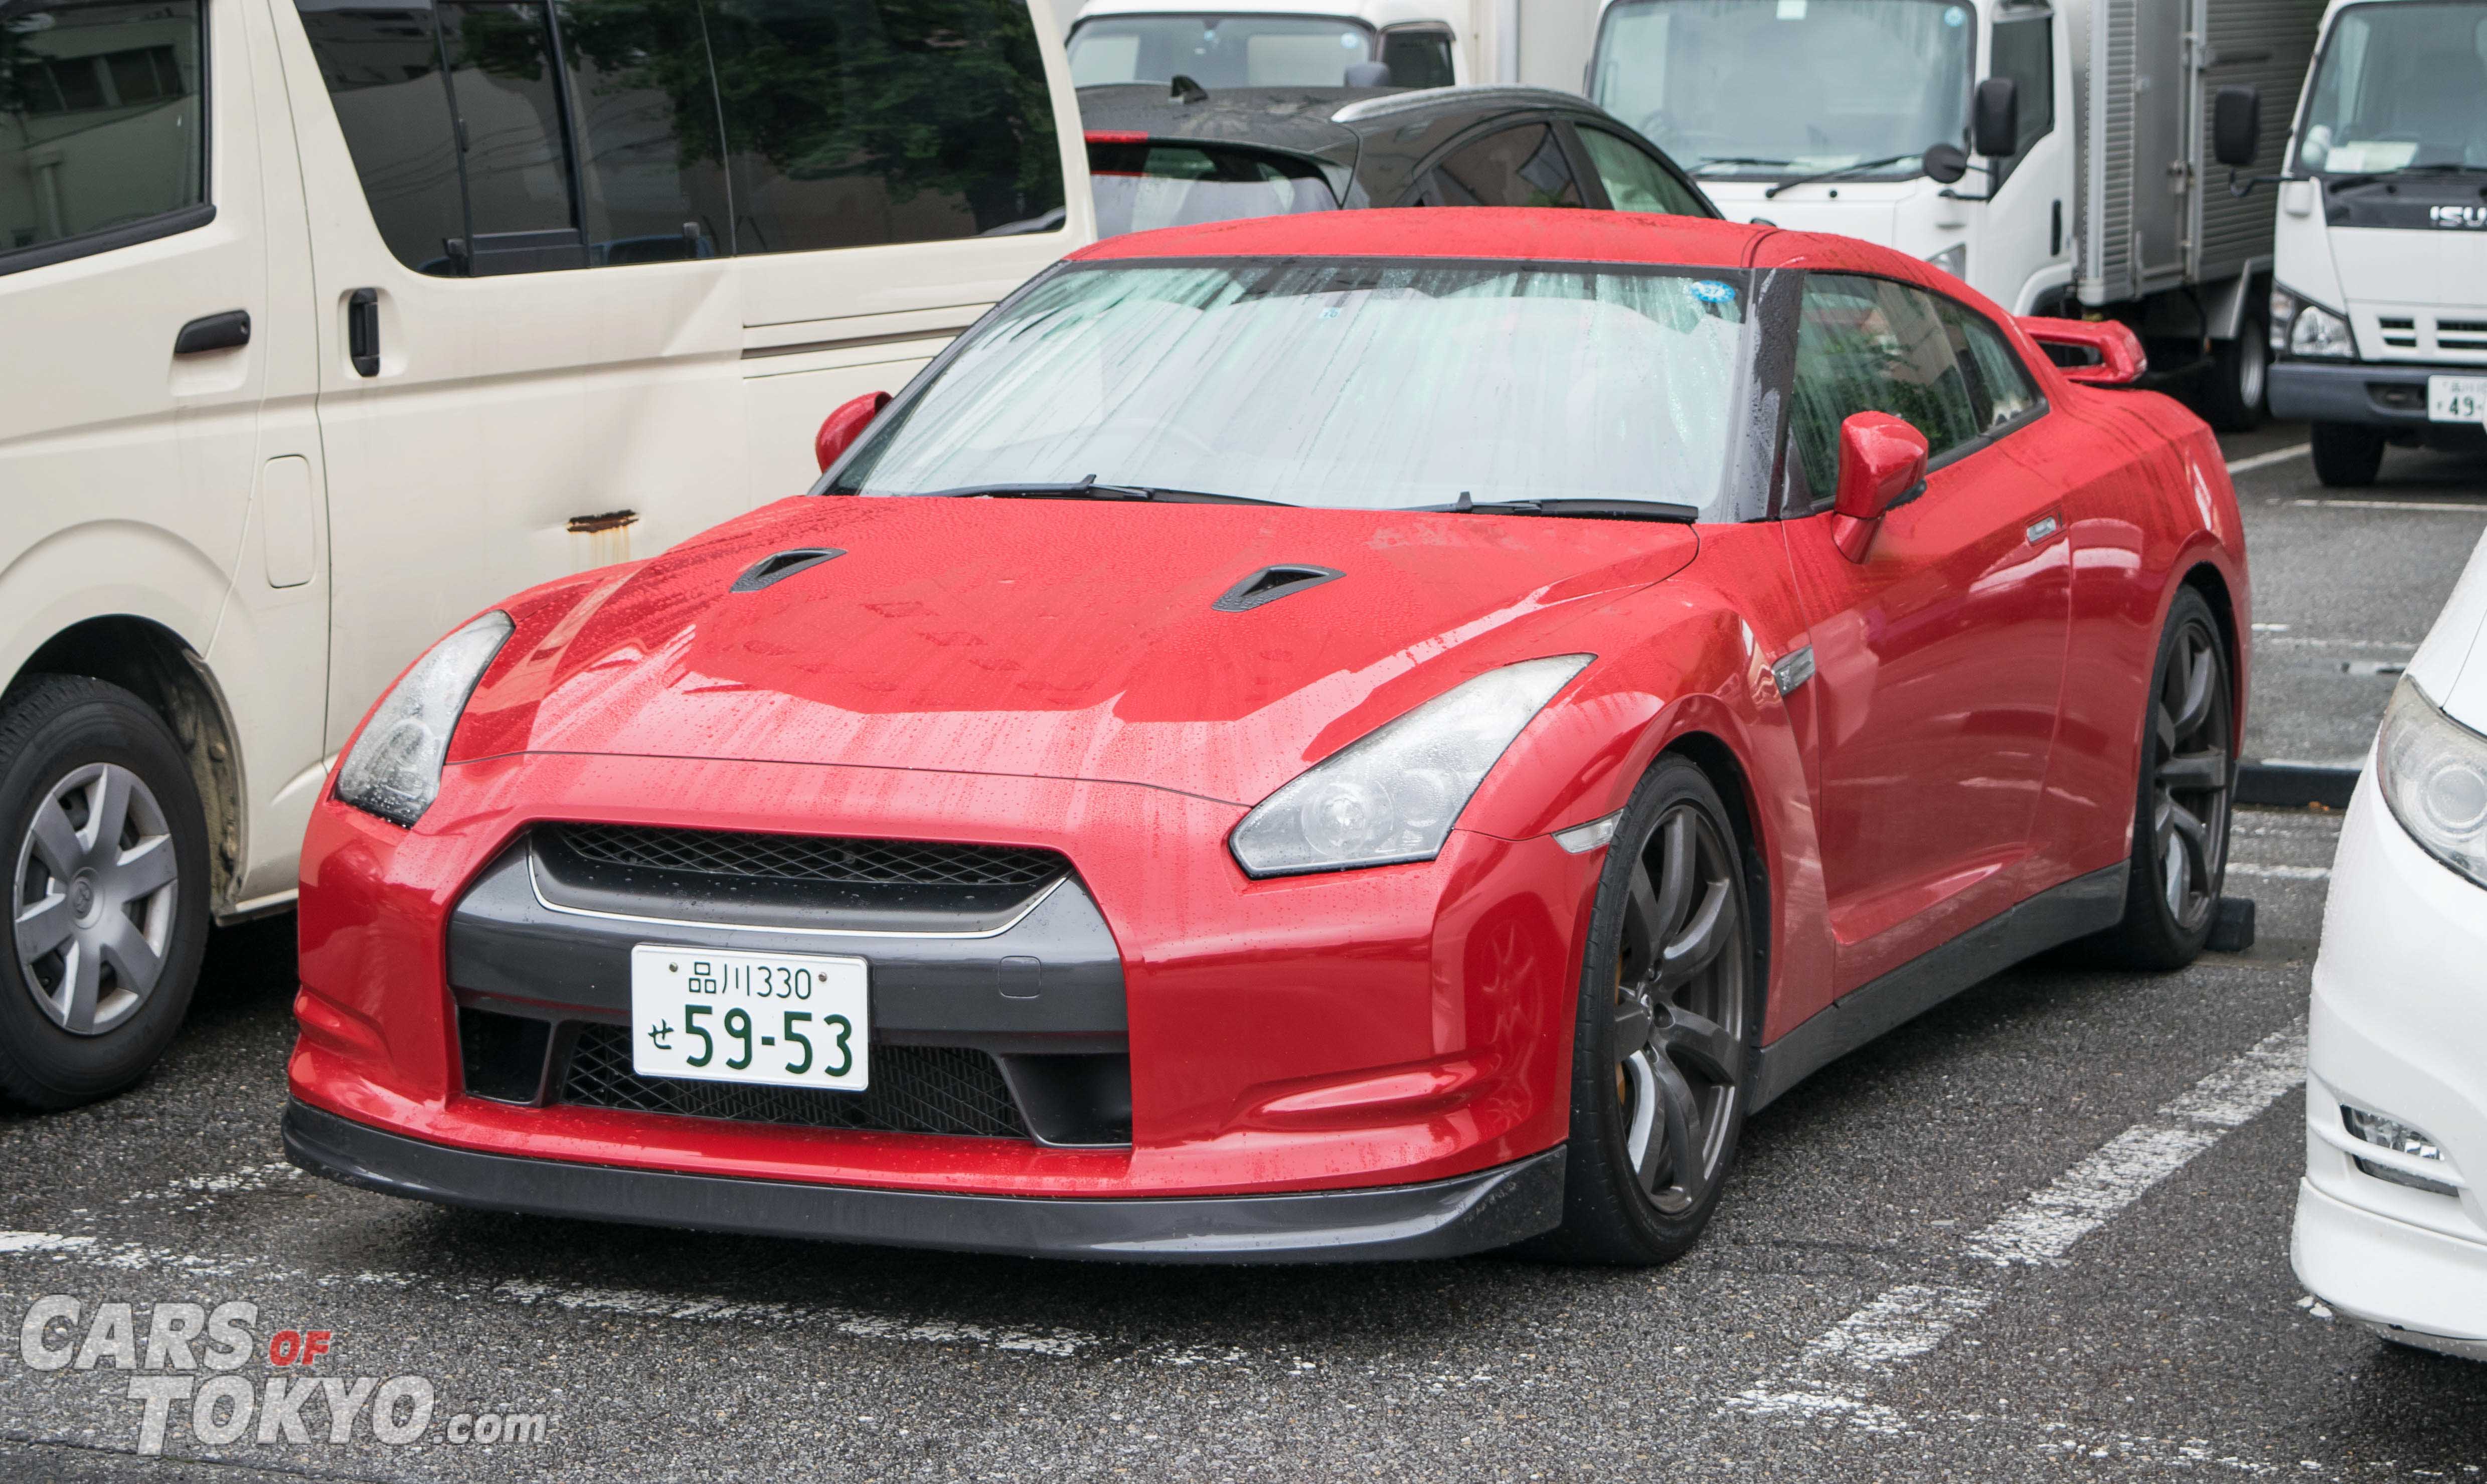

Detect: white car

[2295,529,2487,1360]
[0,0,1091,1109]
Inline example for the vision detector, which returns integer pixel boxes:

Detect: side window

[703,0,1066,253]
[1787,275,1980,505]
[1938,299,2043,432]
[1987,16,2052,185]
[295,0,1065,276]
[2,0,206,259]
[1574,126,1707,216]
[1413,124,1583,208]
[1378,24,1454,89]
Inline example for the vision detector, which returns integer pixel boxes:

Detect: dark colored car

[1079,82,1718,237]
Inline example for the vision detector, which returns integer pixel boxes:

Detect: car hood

[453,496,1699,807]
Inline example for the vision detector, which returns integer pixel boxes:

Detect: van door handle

[347,288,380,377]
[174,309,250,355]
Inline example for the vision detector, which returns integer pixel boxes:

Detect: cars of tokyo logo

[17,1295,549,1455]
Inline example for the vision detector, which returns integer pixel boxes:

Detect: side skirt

[1750,861,2130,1111]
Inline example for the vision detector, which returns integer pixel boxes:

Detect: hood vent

[730,547,844,593]
[1213,564,1343,613]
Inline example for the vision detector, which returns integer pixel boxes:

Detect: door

[1775,274,2071,992]
[1974,8,2073,312]
[2129,0,2188,286]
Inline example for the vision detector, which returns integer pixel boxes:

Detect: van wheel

[0,677,208,1109]
[2311,423,2385,487]
[2199,315,2268,432]
[1536,755,1761,1265]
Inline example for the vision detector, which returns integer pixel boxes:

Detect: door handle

[2025,514,2062,545]
[174,309,250,355]
[347,288,380,377]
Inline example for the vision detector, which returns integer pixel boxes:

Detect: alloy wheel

[12,762,180,1035]
[1612,804,1749,1216]
[2150,620,2232,933]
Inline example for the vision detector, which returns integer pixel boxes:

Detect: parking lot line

[1724,1020,2306,1430]
[2224,445,2310,476]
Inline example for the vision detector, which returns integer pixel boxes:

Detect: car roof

[1072,206,1774,269]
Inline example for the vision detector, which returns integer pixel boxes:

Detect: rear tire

[2311,422,2385,487]
[2198,315,2269,432]
[2089,590,2234,970]
[1538,755,1762,1265]
[0,677,208,1109]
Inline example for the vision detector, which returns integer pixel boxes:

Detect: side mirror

[814,391,890,473]
[1922,141,1969,185]
[2213,85,2261,169]
[2015,315,2147,387]
[1343,60,1393,87]
[1831,412,1928,562]
[1973,77,2019,158]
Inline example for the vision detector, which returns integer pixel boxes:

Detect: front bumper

[2267,360,2487,446]
[284,1100,1566,1263]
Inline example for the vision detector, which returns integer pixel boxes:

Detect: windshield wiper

[1411,497,1701,524]
[2325,162,2487,189]
[1763,153,1917,199]
[910,479,1283,506]
[1693,154,1795,175]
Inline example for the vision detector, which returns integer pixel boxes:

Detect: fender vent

[1213,564,1342,612]
[730,547,844,593]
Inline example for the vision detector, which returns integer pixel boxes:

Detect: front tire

[2199,316,2269,432]
[2311,422,2385,487]
[1540,756,1761,1265]
[2091,590,2234,970]
[0,677,209,1109]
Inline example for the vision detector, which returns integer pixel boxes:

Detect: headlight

[1229,654,1592,877]
[2274,284,2355,360]
[1924,243,1966,279]
[335,611,514,827]
[2376,677,2487,890]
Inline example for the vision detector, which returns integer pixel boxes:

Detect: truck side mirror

[815,391,890,473]
[1973,77,2019,158]
[1923,142,1969,185]
[2214,86,2262,169]
[1343,60,1393,87]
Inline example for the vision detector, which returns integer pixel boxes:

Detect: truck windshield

[1069,16,1377,87]
[1591,0,1974,180]
[829,260,1752,517]
[2294,3,2487,176]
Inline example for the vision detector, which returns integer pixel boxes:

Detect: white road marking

[2290,498,2487,513]
[1725,1021,2306,1428]
[121,1161,302,1207]
[2226,863,2332,881]
[2225,444,2310,476]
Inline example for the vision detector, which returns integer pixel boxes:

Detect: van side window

[1,0,206,261]
[295,0,1065,276]
[1787,274,1980,504]
[1413,125,1583,208]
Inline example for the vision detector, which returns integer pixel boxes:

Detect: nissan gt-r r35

[283,211,2250,1266]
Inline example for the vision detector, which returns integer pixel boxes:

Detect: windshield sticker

[1944,6,1966,25]
[1688,280,1737,305]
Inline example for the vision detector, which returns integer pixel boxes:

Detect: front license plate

[2428,375,2487,423]
[628,945,869,1091]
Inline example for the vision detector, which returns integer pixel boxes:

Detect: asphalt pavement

[0,425,2481,1482]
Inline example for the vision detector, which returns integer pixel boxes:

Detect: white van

[0,0,1092,1107]
[1067,0,1476,89]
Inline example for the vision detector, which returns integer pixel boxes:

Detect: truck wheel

[0,677,208,1109]
[2199,314,2268,432]
[2311,423,2386,487]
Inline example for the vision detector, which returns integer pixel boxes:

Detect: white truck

[2263,0,2487,485]
[1587,0,2325,429]
[1067,0,1483,88]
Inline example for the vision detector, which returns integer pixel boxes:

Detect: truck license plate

[2428,375,2487,423]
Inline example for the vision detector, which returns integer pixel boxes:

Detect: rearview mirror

[1831,412,1928,561]
[2213,85,2261,168]
[815,391,891,473]
[2015,315,2147,387]
[1973,77,2019,158]
[1922,142,1969,185]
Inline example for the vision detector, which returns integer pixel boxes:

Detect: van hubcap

[12,763,178,1035]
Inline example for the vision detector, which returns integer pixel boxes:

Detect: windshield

[2294,3,2487,175]
[831,260,1751,516]
[1087,142,1339,236]
[1591,0,1974,179]
[1069,15,1376,87]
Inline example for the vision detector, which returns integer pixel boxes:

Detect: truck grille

[550,824,1064,890]
[558,1023,1031,1140]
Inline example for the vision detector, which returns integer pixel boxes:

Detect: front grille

[552,823,1064,890]
[558,1023,1031,1139]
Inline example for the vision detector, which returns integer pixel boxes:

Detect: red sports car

[286,211,2247,1265]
